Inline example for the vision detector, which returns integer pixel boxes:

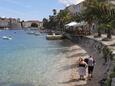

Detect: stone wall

[65,34,113,61]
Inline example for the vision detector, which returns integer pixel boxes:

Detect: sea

[0,30,74,86]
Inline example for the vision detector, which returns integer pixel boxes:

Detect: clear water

[0,30,73,86]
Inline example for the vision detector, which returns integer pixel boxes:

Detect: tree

[96,4,115,39]
[82,0,115,38]
[43,18,49,29]
[56,10,72,31]
[21,20,24,28]
[53,9,57,16]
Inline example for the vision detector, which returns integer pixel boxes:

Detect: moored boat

[46,33,63,40]
[34,32,40,36]
[27,31,34,34]
[2,36,12,40]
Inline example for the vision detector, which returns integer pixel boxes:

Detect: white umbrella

[65,21,86,27]
[65,22,77,27]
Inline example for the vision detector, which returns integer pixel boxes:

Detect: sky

[0,0,83,21]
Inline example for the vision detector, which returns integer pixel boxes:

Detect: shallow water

[0,30,74,86]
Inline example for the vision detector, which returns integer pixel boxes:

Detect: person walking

[78,57,87,80]
[87,56,95,80]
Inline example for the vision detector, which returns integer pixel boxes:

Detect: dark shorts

[88,66,94,74]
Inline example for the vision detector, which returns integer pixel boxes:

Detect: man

[87,56,95,80]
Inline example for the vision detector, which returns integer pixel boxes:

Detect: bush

[110,72,115,78]
[104,79,111,86]
[113,67,115,72]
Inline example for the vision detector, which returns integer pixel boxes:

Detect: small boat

[46,33,63,40]
[27,31,34,34]
[34,32,40,36]
[2,36,12,40]
[4,28,9,30]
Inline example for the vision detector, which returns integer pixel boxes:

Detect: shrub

[104,79,111,86]
[110,72,115,78]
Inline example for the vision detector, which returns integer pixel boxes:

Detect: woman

[78,58,87,80]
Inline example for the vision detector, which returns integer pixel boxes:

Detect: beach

[48,44,89,86]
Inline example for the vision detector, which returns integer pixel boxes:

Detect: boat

[2,36,12,40]
[27,31,34,34]
[4,28,9,30]
[34,32,40,36]
[46,33,63,40]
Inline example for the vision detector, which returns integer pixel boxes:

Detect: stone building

[23,20,43,29]
[65,0,85,15]
[0,17,21,29]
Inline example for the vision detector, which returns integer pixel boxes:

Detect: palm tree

[82,0,115,38]
[56,10,72,31]
[43,18,49,29]
[53,9,57,16]
[96,3,115,39]
[81,0,99,35]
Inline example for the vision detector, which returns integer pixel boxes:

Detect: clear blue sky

[0,0,65,21]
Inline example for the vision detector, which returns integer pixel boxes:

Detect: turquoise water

[0,30,73,86]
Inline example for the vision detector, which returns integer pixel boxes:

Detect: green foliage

[104,79,111,86]
[113,66,115,72]
[43,10,57,30]
[53,9,57,16]
[55,10,73,30]
[110,72,115,78]
[43,18,49,29]
[97,24,106,31]
[84,0,115,38]
[103,46,113,62]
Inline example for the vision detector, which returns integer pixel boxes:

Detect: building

[9,18,22,29]
[0,17,21,29]
[65,0,85,15]
[0,18,9,28]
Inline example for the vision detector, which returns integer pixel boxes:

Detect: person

[78,57,87,80]
[87,56,95,79]
[84,57,89,64]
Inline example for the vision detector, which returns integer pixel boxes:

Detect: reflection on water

[0,30,74,86]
